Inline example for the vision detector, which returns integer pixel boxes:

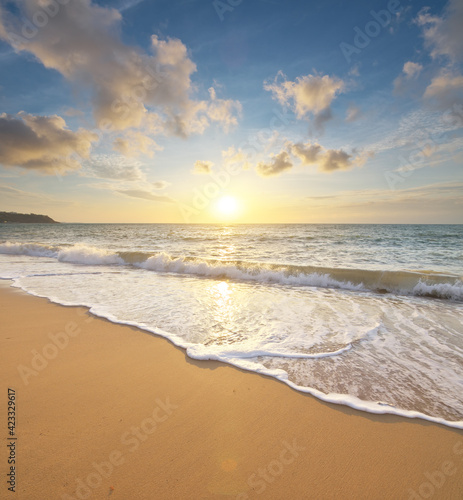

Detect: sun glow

[215,195,240,219]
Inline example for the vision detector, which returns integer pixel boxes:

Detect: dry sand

[1,281,462,499]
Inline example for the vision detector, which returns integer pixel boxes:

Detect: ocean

[1,223,462,428]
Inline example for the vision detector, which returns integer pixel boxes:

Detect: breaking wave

[1,241,461,301]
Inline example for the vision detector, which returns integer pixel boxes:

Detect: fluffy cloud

[0,0,240,136]
[320,149,354,172]
[403,62,424,79]
[291,141,357,172]
[256,151,293,177]
[423,73,463,110]
[264,72,344,131]
[206,87,242,132]
[414,2,463,114]
[415,1,463,62]
[257,141,372,177]
[393,61,424,94]
[193,160,214,174]
[113,131,162,158]
[290,142,322,163]
[0,112,98,173]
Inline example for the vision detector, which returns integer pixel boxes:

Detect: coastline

[1,280,462,499]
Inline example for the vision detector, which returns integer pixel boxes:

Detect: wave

[1,241,462,301]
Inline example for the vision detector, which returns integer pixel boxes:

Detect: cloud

[320,149,354,172]
[423,73,463,110]
[206,87,242,133]
[345,104,363,123]
[256,151,293,177]
[290,142,322,164]
[367,108,463,157]
[118,0,146,12]
[0,112,98,174]
[264,72,344,132]
[222,146,251,171]
[113,131,162,158]
[403,62,424,79]
[257,141,372,177]
[291,141,371,172]
[0,1,240,136]
[393,61,424,94]
[193,160,214,174]
[415,1,463,62]
[116,189,174,203]
[152,180,170,189]
[84,155,144,181]
[413,2,463,114]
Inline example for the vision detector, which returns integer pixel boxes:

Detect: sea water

[0,223,462,427]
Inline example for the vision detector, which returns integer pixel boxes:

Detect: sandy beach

[1,280,462,500]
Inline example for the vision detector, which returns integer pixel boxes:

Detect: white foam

[0,242,57,257]
[186,344,353,360]
[57,244,125,266]
[138,253,365,291]
[1,242,462,300]
[413,280,463,301]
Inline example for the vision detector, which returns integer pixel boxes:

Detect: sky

[0,0,462,223]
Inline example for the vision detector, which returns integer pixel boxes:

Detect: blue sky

[0,0,462,223]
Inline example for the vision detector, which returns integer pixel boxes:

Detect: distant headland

[0,212,59,223]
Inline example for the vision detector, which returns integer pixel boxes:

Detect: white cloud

[403,62,423,79]
[393,61,424,94]
[291,141,371,173]
[257,141,372,177]
[113,131,162,158]
[222,146,251,171]
[206,87,242,132]
[264,72,344,132]
[423,73,463,110]
[290,142,322,164]
[0,1,240,137]
[193,160,214,174]
[0,112,98,174]
[415,1,463,62]
[256,151,293,177]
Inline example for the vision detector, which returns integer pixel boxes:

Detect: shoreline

[6,277,463,430]
[1,280,463,499]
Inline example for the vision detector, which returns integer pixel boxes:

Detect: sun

[215,195,240,219]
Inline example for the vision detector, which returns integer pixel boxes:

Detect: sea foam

[0,241,461,300]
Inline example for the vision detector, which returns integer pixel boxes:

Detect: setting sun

[215,195,240,219]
